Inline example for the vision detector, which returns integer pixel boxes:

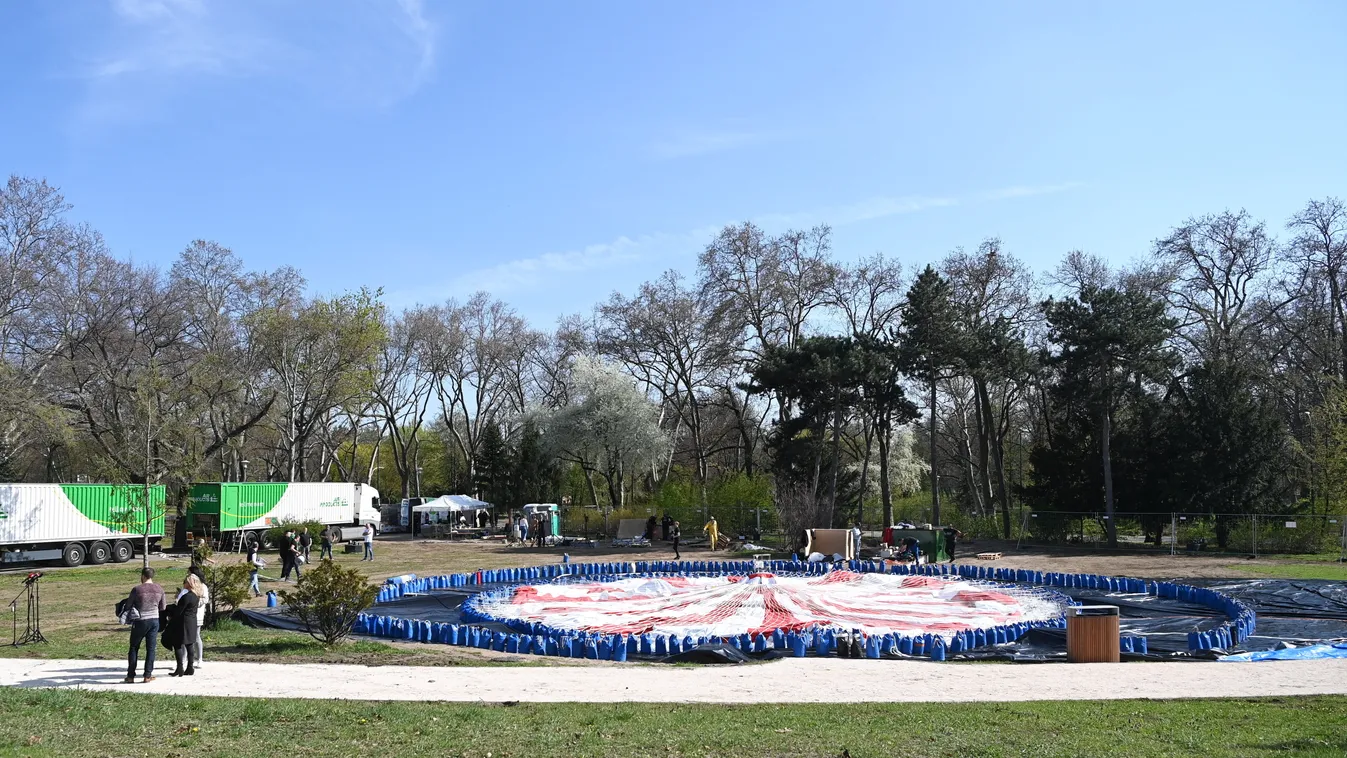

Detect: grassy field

[0,689,1343,758]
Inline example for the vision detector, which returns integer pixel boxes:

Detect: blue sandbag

[669,636,682,655]
[611,638,628,661]
[790,633,806,657]
[506,634,519,653]
[1120,636,1133,653]
[948,633,964,654]
[585,639,599,659]
[931,637,946,661]
[974,629,987,648]
[899,636,913,655]
[267,591,278,607]
[865,636,880,658]
[913,636,926,656]
[815,631,829,655]
[655,635,667,656]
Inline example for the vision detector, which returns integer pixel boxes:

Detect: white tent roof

[411,494,492,513]
[522,503,558,513]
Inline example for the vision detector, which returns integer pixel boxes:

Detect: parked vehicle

[0,483,165,567]
[185,482,381,549]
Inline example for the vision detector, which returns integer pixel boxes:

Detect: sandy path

[3,658,1344,703]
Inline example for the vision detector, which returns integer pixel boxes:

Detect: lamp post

[241,459,250,482]
[416,466,423,499]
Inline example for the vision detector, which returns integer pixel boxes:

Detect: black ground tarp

[241,577,1347,663]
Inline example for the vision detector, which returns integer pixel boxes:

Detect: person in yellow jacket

[703,517,719,551]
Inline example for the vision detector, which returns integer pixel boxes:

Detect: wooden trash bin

[1066,605,1120,662]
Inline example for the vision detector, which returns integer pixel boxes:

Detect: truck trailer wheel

[242,531,259,550]
[88,541,112,565]
[260,532,275,550]
[111,540,133,563]
[61,542,86,567]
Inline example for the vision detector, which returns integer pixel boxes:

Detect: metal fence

[1011,509,1347,558]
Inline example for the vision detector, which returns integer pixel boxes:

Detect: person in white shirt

[362,523,375,561]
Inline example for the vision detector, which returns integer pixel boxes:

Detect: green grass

[0,690,1343,757]
[1227,562,1347,581]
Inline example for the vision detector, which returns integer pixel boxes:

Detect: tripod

[10,572,47,646]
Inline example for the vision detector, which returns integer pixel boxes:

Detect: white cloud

[394,0,437,91]
[79,0,441,121]
[981,181,1085,201]
[413,180,1084,304]
[755,195,958,229]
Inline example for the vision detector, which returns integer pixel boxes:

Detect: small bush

[280,559,379,647]
[204,561,253,625]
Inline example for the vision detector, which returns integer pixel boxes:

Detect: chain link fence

[1011,509,1347,558]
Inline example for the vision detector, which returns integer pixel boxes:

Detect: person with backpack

[123,567,166,684]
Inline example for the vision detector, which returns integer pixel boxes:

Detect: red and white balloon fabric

[475,570,1065,639]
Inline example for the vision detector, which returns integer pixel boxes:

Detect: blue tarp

[1221,642,1347,662]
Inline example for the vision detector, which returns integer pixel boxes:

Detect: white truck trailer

[185,482,381,548]
[0,483,165,566]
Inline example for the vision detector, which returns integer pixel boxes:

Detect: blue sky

[3,1,1345,325]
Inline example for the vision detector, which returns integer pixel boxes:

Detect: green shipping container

[188,483,289,532]
[62,484,167,537]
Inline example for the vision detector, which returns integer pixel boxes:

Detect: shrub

[280,559,379,646]
[203,562,253,626]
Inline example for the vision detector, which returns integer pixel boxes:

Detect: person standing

[362,523,375,561]
[279,530,299,581]
[319,527,334,561]
[519,516,529,544]
[246,541,264,596]
[124,567,166,684]
[942,525,963,564]
[671,520,682,560]
[298,528,313,562]
[851,523,863,558]
[177,571,210,669]
[170,575,204,677]
[661,514,671,542]
[702,517,719,551]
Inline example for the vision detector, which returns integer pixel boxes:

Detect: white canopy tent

[411,494,491,514]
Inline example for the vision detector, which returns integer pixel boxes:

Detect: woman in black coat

[171,574,204,677]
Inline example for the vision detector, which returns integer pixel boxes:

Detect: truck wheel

[243,531,259,550]
[88,541,112,565]
[61,543,86,567]
[260,532,275,550]
[111,540,133,563]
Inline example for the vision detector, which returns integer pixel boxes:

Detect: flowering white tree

[535,356,670,509]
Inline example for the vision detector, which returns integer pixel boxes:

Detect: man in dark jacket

[280,530,300,581]
[319,527,334,560]
[298,528,313,562]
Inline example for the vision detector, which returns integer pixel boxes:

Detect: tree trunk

[826,387,843,528]
[976,378,1013,538]
[878,421,893,528]
[857,419,873,528]
[1101,404,1118,548]
[930,380,941,526]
